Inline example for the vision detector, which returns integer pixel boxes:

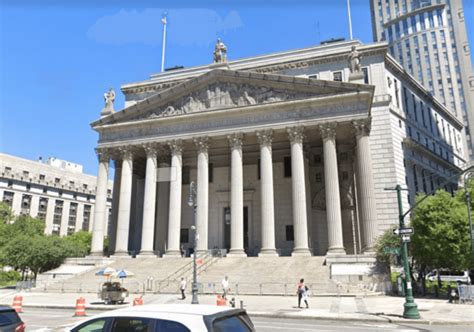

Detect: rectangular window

[362,67,369,84]
[182,166,190,185]
[82,205,91,231]
[180,228,189,244]
[412,94,417,121]
[315,173,322,183]
[333,71,342,82]
[37,197,48,221]
[2,191,14,207]
[420,101,426,126]
[285,225,294,241]
[39,174,45,180]
[22,171,29,178]
[257,159,261,180]
[284,156,292,178]
[208,163,213,183]
[394,79,400,107]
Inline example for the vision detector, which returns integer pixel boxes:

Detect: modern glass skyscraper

[370,0,474,159]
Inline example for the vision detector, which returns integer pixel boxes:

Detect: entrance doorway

[223,207,249,251]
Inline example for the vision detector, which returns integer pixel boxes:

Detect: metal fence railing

[458,285,474,304]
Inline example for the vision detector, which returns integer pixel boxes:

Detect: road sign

[383,247,400,255]
[393,227,414,236]
[401,234,411,242]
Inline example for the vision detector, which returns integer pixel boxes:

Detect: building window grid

[82,205,91,232]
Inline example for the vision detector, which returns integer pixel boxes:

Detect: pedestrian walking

[221,276,230,299]
[297,278,309,308]
[179,277,187,300]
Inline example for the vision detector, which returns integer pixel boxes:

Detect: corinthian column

[165,140,183,256]
[320,123,346,255]
[114,147,134,256]
[194,137,209,254]
[353,118,378,253]
[288,126,311,256]
[139,143,158,256]
[227,133,246,257]
[90,148,110,256]
[257,129,278,256]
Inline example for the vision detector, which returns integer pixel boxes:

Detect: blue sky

[1,0,473,176]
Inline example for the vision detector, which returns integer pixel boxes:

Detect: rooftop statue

[348,46,362,74]
[213,38,227,63]
[101,87,115,117]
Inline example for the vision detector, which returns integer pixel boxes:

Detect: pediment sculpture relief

[143,82,319,120]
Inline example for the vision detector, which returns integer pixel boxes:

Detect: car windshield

[212,312,253,332]
[0,310,20,326]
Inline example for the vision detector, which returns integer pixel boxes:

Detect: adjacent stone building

[370,0,474,159]
[90,39,464,259]
[0,153,113,236]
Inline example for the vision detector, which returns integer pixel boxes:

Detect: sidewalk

[0,289,472,325]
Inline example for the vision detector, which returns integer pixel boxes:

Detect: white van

[427,270,470,283]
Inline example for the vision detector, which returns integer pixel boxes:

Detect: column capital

[287,126,305,144]
[142,143,159,158]
[194,136,209,154]
[352,118,372,137]
[168,140,183,156]
[228,133,244,150]
[95,148,111,163]
[256,129,273,147]
[319,122,337,141]
[118,146,134,160]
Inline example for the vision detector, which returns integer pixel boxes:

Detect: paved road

[18,308,474,331]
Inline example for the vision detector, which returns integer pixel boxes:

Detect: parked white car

[66,304,255,332]
[427,270,470,283]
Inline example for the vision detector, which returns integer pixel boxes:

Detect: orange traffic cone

[73,297,87,317]
[12,295,23,313]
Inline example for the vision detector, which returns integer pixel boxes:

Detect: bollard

[73,297,87,317]
[240,300,244,309]
[12,295,23,313]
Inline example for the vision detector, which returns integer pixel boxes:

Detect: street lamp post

[188,181,199,304]
[385,185,420,319]
[464,172,474,255]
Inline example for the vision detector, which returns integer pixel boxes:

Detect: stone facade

[0,153,113,236]
[90,40,464,259]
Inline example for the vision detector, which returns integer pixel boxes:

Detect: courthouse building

[90,39,464,258]
[0,153,113,236]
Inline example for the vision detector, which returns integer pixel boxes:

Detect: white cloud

[87,8,243,47]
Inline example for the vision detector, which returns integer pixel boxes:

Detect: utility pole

[384,185,420,319]
[161,14,168,73]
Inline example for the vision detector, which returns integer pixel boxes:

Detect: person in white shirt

[221,276,230,299]
[179,277,187,300]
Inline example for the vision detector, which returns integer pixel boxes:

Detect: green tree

[62,231,91,257]
[411,189,471,276]
[374,227,401,269]
[0,202,14,224]
[26,236,66,279]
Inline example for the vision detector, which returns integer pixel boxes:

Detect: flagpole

[347,0,353,40]
[161,15,167,72]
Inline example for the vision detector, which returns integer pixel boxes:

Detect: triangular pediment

[93,69,373,127]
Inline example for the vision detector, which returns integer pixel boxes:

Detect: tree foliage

[411,189,471,271]
[374,227,400,268]
[0,213,92,280]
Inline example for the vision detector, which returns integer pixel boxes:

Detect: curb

[7,303,474,326]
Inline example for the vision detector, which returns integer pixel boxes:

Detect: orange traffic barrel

[73,297,87,317]
[216,295,227,306]
[133,296,143,306]
[12,295,23,313]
